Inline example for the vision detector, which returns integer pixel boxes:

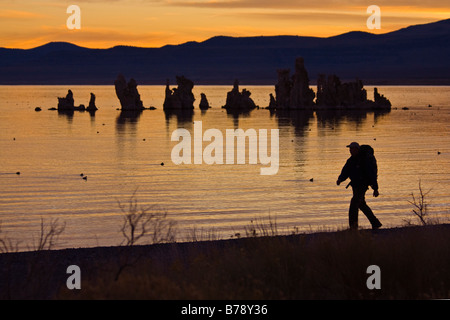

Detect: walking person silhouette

[337,142,382,230]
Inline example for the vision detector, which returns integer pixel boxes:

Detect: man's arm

[337,160,350,185]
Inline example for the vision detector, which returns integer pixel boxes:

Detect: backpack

[359,145,378,186]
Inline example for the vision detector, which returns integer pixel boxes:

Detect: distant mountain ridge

[1,19,449,85]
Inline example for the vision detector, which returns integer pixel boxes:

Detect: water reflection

[373,109,391,124]
[271,108,391,137]
[57,110,74,123]
[116,110,142,134]
[88,109,97,118]
[315,109,390,132]
[270,109,314,136]
[161,109,194,140]
[225,108,255,128]
[57,109,97,124]
[115,110,142,164]
[164,109,194,123]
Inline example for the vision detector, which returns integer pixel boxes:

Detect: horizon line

[3,17,449,51]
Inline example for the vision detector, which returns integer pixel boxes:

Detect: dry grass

[52,224,450,300]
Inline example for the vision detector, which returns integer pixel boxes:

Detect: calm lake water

[0,85,449,251]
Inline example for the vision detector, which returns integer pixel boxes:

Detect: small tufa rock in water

[86,93,98,112]
[161,162,165,166]
[199,93,211,110]
[16,172,21,175]
[35,107,42,112]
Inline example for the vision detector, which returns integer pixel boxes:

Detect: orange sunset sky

[0,0,449,49]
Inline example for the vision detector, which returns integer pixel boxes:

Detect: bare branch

[407,180,432,226]
[33,218,66,251]
[118,193,177,247]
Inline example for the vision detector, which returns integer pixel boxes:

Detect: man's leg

[357,187,382,229]
[349,186,364,229]
[360,202,382,229]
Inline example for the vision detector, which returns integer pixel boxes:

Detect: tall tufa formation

[114,74,144,111]
[274,69,291,109]
[274,57,315,109]
[290,57,316,109]
[163,76,195,110]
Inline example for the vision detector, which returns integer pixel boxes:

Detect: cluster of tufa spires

[271,57,391,110]
[55,57,391,114]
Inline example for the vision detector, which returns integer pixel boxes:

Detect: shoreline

[1,223,450,299]
[3,222,446,256]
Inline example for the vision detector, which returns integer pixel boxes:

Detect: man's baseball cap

[346,142,360,148]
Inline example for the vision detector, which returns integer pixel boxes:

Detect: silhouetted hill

[29,41,89,54]
[0,19,449,85]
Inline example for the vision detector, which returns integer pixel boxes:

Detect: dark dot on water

[438,151,441,155]
[309,178,314,182]
[80,173,84,177]
[82,176,87,180]
[16,172,21,175]
[161,162,164,166]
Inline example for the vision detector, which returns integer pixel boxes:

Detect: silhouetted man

[337,142,382,230]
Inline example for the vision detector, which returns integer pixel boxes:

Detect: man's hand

[336,179,342,186]
[373,190,379,197]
